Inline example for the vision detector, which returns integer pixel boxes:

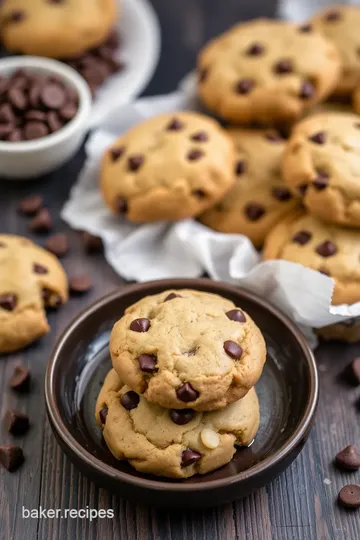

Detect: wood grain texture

[0,1,360,539]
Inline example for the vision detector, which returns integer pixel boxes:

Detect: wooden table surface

[1,2,360,539]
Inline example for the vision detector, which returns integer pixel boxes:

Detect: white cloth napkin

[61,78,360,344]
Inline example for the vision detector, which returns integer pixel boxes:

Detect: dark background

[0,1,360,539]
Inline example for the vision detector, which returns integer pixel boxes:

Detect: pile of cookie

[96,289,266,478]
[100,6,360,342]
[0,0,122,95]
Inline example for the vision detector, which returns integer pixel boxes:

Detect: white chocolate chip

[201,427,220,449]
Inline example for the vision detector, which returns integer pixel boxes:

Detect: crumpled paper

[61,78,360,344]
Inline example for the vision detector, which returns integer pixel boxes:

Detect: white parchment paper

[62,79,360,343]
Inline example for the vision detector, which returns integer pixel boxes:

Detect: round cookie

[199,128,299,247]
[197,18,341,125]
[95,369,260,479]
[0,0,116,59]
[110,289,266,411]
[282,112,360,228]
[0,234,68,353]
[310,5,360,97]
[100,112,236,223]
[317,319,360,344]
[263,210,360,306]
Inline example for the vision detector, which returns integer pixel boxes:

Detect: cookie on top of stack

[96,289,266,478]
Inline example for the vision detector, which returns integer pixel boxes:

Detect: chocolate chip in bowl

[45,278,318,507]
[0,56,91,179]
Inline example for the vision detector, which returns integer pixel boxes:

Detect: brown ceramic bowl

[45,278,318,508]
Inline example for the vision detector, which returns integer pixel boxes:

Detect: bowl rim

[45,278,319,492]
[0,55,92,153]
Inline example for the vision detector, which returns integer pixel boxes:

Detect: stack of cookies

[96,289,266,478]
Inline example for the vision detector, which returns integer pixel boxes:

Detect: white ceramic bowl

[0,56,92,180]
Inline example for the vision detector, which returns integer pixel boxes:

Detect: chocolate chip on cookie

[181,449,201,467]
[120,391,140,410]
[170,409,195,425]
[110,147,125,162]
[315,240,337,258]
[245,203,265,221]
[164,293,182,301]
[0,294,17,311]
[99,406,108,425]
[226,309,246,322]
[130,318,151,332]
[224,340,243,359]
[138,354,158,373]
[166,117,184,131]
[33,263,49,275]
[176,383,199,403]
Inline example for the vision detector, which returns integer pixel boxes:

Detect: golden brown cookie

[110,289,266,411]
[0,0,116,58]
[282,112,360,227]
[311,5,360,97]
[95,369,260,479]
[100,112,236,223]
[197,18,341,125]
[317,319,360,343]
[0,234,68,353]
[263,210,360,306]
[199,128,299,247]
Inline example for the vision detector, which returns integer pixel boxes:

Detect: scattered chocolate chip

[191,131,208,142]
[312,171,329,190]
[235,160,247,176]
[164,293,182,301]
[116,196,128,214]
[181,448,201,467]
[338,485,360,509]
[29,208,52,233]
[110,146,124,162]
[120,391,140,411]
[292,230,312,245]
[24,121,49,140]
[245,203,265,221]
[45,233,69,257]
[83,232,103,253]
[17,194,43,215]
[274,59,293,74]
[199,67,208,83]
[325,10,341,22]
[348,357,360,385]
[0,445,24,472]
[272,187,292,201]
[138,354,158,373]
[99,406,108,424]
[235,79,255,94]
[309,131,326,144]
[130,318,151,332]
[4,410,29,436]
[298,23,312,33]
[187,149,204,161]
[170,409,195,425]
[300,81,315,100]
[226,309,246,322]
[335,445,360,471]
[166,118,184,131]
[297,183,308,196]
[42,288,62,309]
[0,294,17,311]
[223,340,243,359]
[128,155,144,172]
[33,263,48,275]
[192,188,206,198]
[69,274,93,294]
[315,240,337,258]
[8,363,30,392]
[176,382,199,403]
[246,42,264,56]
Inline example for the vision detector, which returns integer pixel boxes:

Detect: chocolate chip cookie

[0,0,116,58]
[96,369,260,478]
[311,5,360,97]
[0,234,68,353]
[197,19,341,125]
[199,128,298,247]
[263,210,360,305]
[100,112,236,222]
[110,289,266,411]
[282,112,360,227]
